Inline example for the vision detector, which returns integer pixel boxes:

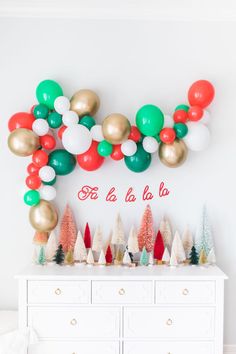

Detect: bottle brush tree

[59,204,77,253]
[65,248,74,265]
[53,244,65,265]
[84,222,92,249]
[138,204,154,252]
[38,246,46,265]
[105,245,113,264]
[153,230,165,261]
[140,247,149,266]
[189,246,199,265]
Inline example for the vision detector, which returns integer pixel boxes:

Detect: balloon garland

[7,79,215,232]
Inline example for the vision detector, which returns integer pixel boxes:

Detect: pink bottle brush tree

[138,204,154,252]
[59,204,77,253]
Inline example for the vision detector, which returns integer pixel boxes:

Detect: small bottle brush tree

[111,213,125,246]
[84,222,92,249]
[199,249,207,264]
[171,231,186,263]
[98,249,106,265]
[169,249,178,267]
[45,231,58,261]
[59,204,77,253]
[196,205,214,256]
[38,246,46,265]
[65,248,74,265]
[189,246,199,265]
[86,248,94,265]
[115,245,123,264]
[138,205,154,252]
[162,247,170,264]
[207,248,216,264]
[92,225,103,253]
[140,247,149,266]
[127,225,139,254]
[123,249,132,265]
[105,245,113,264]
[148,252,155,266]
[159,217,172,250]
[182,226,193,259]
[73,230,87,263]
[153,230,165,263]
[53,244,65,265]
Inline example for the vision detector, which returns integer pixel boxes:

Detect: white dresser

[17,265,227,354]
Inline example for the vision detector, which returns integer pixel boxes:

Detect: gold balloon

[70,89,100,117]
[29,200,58,232]
[159,139,188,168]
[102,113,131,144]
[8,128,40,157]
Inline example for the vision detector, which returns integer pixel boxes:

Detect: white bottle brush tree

[45,231,58,261]
[92,225,103,254]
[196,205,214,256]
[160,217,172,251]
[127,225,139,254]
[73,230,87,263]
[171,231,186,263]
[111,213,125,246]
[182,226,193,259]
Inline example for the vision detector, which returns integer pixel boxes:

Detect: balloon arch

[7,79,215,232]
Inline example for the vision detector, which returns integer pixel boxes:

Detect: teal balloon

[125,143,151,173]
[48,149,76,175]
[24,190,40,206]
[136,104,164,136]
[36,80,63,109]
[174,123,188,138]
[97,140,113,157]
[43,176,57,186]
[175,104,189,112]
[79,115,95,130]
[33,104,49,119]
[47,112,62,128]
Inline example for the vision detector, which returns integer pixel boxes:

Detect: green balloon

[79,115,96,130]
[24,190,40,206]
[47,112,62,128]
[48,149,76,175]
[136,104,164,136]
[125,143,151,173]
[97,140,113,157]
[175,104,189,112]
[43,176,57,186]
[36,80,63,109]
[174,123,188,139]
[33,104,49,119]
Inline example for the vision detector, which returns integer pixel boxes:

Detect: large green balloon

[48,149,76,175]
[136,104,164,136]
[36,80,63,110]
[24,190,40,206]
[125,143,151,172]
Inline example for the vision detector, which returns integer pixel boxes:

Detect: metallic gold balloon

[70,89,100,117]
[29,200,58,232]
[159,139,188,168]
[102,113,131,144]
[8,128,40,157]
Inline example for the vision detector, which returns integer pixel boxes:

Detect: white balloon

[62,124,92,154]
[54,96,70,114]
[164,114,174,128]
[39,166,56,182]
[142,136,158,153]
[40,186,56,201]
[201,110,210,125]
[90,125,104,142]
[121,140,137,156]
[184,122,210,151]
[32,119,49,136]
[62,110,79,126]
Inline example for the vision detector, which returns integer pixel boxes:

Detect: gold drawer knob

[55,288,61,295]
[182,288,189,295]
[118,288,125,295]
[70,318,77,326]
[166,318,173,326]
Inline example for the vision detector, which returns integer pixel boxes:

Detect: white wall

[0,18,235,344]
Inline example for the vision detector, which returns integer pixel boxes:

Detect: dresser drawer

[29,341,119,354]
[124,341,214,354]
[28,307,120,339]
[92,280,152,304]
[28,281,89,304]
[155,281,215,304]
[124,307,215,339]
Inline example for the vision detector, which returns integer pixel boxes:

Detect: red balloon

[77,141,104,171]
[25,175,41,190]
[160,128,176,144]
[32,150,48,167]
[111,144,124,161]
[8,112,35,132]
[173,110,188,123]
[40,134,56,150]
[188,80,215,108]
[58,125,67,139]
[128,126,141,142]
[27,163,40,175]
[188,106,203,122]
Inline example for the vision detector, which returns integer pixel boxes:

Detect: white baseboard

[224,345,236,353]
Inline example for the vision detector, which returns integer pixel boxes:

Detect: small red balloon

[77,141,104,171]
[8,112,35,132]
[160,128,176,144]
[188,106,203,121]
[111,144,124,161]
[128,126,141,142]
[25,175,41,190]
[58,125,67,139]
[188,80,215,108]
[27,163,40,175]
[32,150,48,167]
[173,110,188,123]
[40,134,56,150]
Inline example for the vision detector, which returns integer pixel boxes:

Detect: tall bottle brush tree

[138,205,154,252]
[160,217,172,250]
[84,222,92,249]
[196,205,214,256]
[111,213,125,246]
[59,204,77,253]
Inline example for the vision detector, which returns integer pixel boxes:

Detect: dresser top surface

[16,264,227,280]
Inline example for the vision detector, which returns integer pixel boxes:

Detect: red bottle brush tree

[138,204,154,252]
[84,222,92,249]
[105,245,113,264]
[59,204,77,253]
[154,230,165,261]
